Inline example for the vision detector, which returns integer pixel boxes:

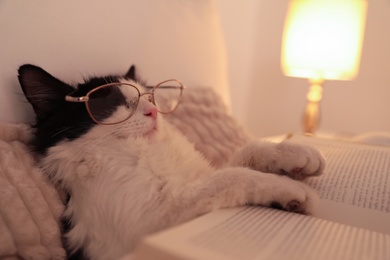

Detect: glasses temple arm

[145,86,184,89]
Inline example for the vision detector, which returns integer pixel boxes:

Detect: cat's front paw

[268,177,319,214]
[271,141,326,180]
[271,200,305,213]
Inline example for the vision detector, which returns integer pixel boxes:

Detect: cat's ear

[125,65,137,80]
[18,64,75,120]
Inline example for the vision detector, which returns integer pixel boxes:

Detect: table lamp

[281,0,367,134]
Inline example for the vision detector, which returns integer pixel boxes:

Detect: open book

[133,135,390,260]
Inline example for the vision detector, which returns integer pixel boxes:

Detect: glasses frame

[65,79,185,125]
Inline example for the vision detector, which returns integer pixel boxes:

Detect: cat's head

[18,64,161,154]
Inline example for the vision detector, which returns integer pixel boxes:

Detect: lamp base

[303,79,323,134]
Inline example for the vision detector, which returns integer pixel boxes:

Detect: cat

[18,64,325,260]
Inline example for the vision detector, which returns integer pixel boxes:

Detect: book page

[290,136,390,213]
[133,207,390,260]
[316,199,390,234]
[284,136,390,233]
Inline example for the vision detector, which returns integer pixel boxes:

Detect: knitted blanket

[0,123,66,260]
[164,87,251,168]
[0,87,251,259]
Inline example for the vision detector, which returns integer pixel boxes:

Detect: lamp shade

[281,0,367,80]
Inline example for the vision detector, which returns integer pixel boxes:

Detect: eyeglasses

[65,79,184,125]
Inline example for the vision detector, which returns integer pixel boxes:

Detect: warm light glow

[281,0,367,80]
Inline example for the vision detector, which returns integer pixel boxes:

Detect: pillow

[164,87,252,168]
[0,0,230,124]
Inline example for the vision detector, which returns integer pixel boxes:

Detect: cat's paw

[268,177,319,214]
[271,141,326,180]
[230,140,325,180]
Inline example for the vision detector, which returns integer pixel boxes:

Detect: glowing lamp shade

[281,0,367,134]
[281,0,367,81]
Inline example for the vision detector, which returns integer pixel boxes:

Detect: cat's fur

[18,64,325,260]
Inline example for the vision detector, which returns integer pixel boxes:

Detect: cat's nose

[144,106,158,119]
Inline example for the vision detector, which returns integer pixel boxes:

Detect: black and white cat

[18,64,325,260]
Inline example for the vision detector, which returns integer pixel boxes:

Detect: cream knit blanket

[164,87,251,168]
[0,87,251,259]
[0,123,66,260]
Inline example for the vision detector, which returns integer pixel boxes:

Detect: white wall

[217,0,390,138]
[0,1,229,124]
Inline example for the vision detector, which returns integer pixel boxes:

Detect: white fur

[40,80,325,259]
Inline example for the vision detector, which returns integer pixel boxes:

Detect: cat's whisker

[73,128,117,157]
[51,127,73,137]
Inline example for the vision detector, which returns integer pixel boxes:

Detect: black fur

[18,64,137,155]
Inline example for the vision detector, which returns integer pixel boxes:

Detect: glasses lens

[87,83,139,124]
[154,80,183,113]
